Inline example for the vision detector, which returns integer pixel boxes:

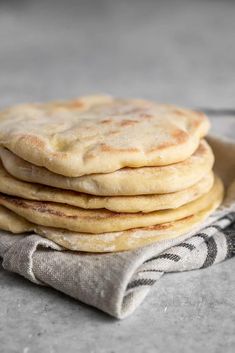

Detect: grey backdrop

[0,0,234,109]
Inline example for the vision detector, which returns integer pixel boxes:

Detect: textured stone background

[0,1,235,352]
[0,0,235,108]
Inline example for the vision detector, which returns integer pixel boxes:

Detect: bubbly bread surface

[0,95,210,177]
[0,205,33,234]
[0,140,214,196]
[0,176,223,252]
[0,176,223,234]
[0,159,214,212]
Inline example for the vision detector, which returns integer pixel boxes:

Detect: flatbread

[35,209,219,253]
[0,180,223,252]
[0,176,224,233]
[0,95,210,177]
[0,140,214,196]
[0,160,214,213]
[0,205,33,233]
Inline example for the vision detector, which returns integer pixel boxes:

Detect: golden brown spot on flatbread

[100,143,139,153]
[125,220,179,233]
[48,100,84,111]
[193,110,205,118]
[124,108,147,115]
[139,113,153,120]
[19,135,45,150]
[0,194,32,209]
[172,108,186,116]
[172,129,188,143]
[148,140,171,152]
[191,111,206,127]
[194,140,206,155]
[119,120,140,127]
[0,195,78,219]
[147,215,193,230]
[100,119,113,124]
[82,152,95,160]
[148,129,188,152]
[109,130,120,135]
[36,205,76,218]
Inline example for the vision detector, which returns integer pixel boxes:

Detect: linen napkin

[0,131,234,319]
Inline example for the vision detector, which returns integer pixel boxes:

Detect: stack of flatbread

[0,95,224,252]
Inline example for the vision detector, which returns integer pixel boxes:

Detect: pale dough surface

[0,205,33,234]
[0,160,214,213]
[0,95,210,177]
[35,207,220,253]
[0,140,214,196]
[0,179,223,252]
[0,176,223,234]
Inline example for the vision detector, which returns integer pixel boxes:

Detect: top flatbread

[0,95,210,177]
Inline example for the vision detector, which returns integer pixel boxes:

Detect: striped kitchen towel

[126,212,235,291]
[0,208,234,319]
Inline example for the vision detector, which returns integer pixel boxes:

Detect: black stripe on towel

[224,230,235,259]
[127,278,156,290]
[226,213,235,223]
[201,237,218,268]
[175,242,195,251]
[145,253,180,263]
[193,232,208,240]
[138,269,163,273]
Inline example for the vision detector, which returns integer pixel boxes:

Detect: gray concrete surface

[0,1,235,352]
[1,115,234,353]
[0,0,235,109]
[1,258,234,353]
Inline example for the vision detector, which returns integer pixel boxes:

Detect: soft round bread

[0,205,33,233]
[35,208,219,253]
[0,140,214,196]
[0,179,223,252]
[0,176,224,234]
[0,95,210,177]
[0,160,214,213]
